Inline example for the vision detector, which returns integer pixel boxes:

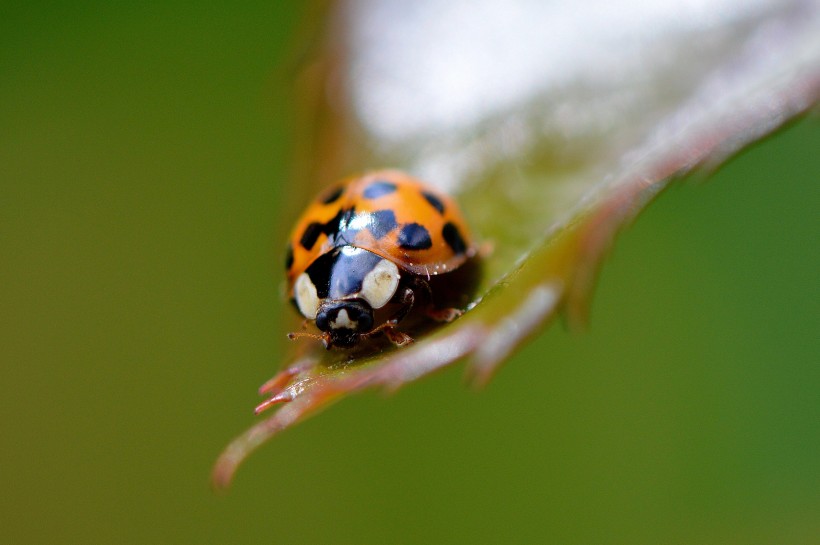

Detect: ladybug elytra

[285,170,479,349]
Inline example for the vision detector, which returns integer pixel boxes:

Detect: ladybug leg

[411,277,463,323]
[362,287,416,347]
[380,326,414,346]
[387,286,415,325]
[366,321,414,346]
[425,307,463,322]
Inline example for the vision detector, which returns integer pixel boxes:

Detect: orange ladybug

[285,170,479,349]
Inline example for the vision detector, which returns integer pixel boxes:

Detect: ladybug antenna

[286,330,325,341]
[287,330,331,348]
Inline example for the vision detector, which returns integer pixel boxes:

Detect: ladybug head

[314,299,374,348]
[291,246,402,349]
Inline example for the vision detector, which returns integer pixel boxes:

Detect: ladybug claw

[382,327,414,346]
[426,307,463,323]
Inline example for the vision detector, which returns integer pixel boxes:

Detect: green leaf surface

[213,0,820,488]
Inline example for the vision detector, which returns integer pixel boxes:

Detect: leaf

[213,0,820,489]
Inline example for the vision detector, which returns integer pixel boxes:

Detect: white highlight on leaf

[343,0,809,192]
[347,0,779,141]
[294,273,320,320]
[361,258,400,309]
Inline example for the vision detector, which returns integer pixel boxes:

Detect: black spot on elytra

[285,243,294,271]
[300,222,324,250]
[334,207,356,231]
[330,207,358,246]
[363,181,397,199]
[299,207,357,250]
[319,185,344,204]
[330,208,397,245]
[442,222,467,255]
[398,223,432,250]
[368,210,397,239]
[421,191,445,215]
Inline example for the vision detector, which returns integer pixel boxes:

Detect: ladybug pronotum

[285,170,479,349]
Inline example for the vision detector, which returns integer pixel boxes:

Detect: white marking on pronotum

[294,273,320,319]
[360,258,400,309]
[330,309,357,330]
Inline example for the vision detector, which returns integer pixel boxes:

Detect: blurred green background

[2,4,818,544]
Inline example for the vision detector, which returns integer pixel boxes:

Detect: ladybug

[285,170,479,349]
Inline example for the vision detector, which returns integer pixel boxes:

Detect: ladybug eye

[294,273,320,319]
[360,259,400,309]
